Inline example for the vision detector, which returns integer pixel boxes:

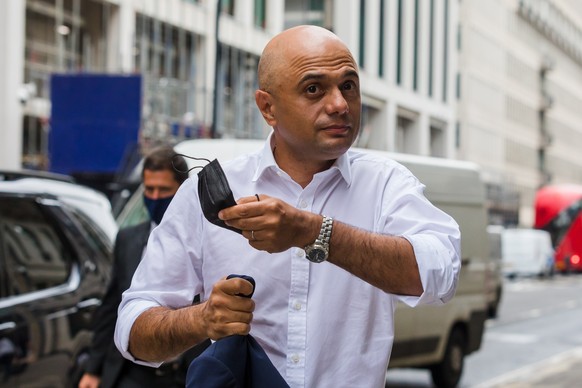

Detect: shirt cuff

[399,234,460,307]
[114,300,164,368]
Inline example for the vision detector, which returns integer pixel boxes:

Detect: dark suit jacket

[186,335,289,388]
[85,221,210,387]
[84,222,151,388]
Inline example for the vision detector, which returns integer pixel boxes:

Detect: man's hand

[200,276,256,340]
[78,373,100,388]
[218,194,320,253]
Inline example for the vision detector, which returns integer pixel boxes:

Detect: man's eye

[343,81,356,90]
[306,85,319,94]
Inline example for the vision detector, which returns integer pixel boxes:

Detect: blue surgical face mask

[143,195,174,225]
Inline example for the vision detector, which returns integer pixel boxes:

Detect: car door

[0,195,107,387]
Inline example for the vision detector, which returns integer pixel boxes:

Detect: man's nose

[149,189,162,199]
[326,88,349,115]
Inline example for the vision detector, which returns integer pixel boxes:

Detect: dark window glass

[443,0,449,102]
[254,0,266,28]
[428,0,435,96]
[396,0,403,85]
[379,0,385,77]
[0,197,72,295]
[69,209,112,258]
[413,0,420,90]
[359,0,366,68]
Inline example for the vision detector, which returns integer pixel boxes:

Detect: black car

[0,179,114,387]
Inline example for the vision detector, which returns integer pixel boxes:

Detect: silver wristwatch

[304,215,333,263]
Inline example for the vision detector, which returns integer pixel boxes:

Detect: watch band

[304,215,334,263]
[318,215,333,249]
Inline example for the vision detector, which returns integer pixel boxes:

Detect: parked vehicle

[0,174,116,387]
[501,228,554,278]
[380,151,489,388]
[534,184,582,273]
[485,225,504,318]
[117,139,490,388]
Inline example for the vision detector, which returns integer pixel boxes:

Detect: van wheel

[430,327,465,388]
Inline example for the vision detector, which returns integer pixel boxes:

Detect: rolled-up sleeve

[379,166,461,307]
[114,178,204,366]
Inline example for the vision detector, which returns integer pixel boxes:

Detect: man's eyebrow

[298,69,360,85]
[298,73,325,85]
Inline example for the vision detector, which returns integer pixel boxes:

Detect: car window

[116,185,149,229]
[69,208,113,255]
[0,197,73,295]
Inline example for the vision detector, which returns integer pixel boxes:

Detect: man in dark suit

[79,145,191,388]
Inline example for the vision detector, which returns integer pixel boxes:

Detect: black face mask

[172,154,242,234]
[196,159,242,234]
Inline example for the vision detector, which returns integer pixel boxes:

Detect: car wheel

[430,326,466,388]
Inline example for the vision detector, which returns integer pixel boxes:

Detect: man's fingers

[219,194,270,220]
[236,194,263,205]
[221,277,256,299]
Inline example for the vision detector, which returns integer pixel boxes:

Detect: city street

[386,274,582,387]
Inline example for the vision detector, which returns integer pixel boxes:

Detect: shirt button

[291,354,300,363]
[295,249,304,257]
[299,200,308,209]
[293,301,302,311]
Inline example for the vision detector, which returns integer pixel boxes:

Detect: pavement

[472,347,582,387]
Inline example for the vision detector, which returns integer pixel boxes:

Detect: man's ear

[255,89,276,126]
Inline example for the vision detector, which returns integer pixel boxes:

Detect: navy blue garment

[186,274,288,388]
[186,335,288,388]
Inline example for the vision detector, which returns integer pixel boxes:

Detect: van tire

[430,327,465,388]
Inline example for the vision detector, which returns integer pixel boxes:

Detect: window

[442,0,449,102]
[216,44,263,138]
[284,0,330,29]
[379,0,385,77]
[254,0,266,28]
[221,0,235,16]
[428,0,435,96]
[413,0,420,90]
[359,0,366,68]
[0,197,72,296]
[396,0,403,85]
[396,115,417,154]
[430,124,446,157]
[69,209,112,257]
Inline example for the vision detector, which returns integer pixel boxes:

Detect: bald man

[115,25,460,387]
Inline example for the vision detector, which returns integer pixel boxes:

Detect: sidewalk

[474,347,582,387]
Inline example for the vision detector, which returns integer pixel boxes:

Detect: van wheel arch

[429,325,467,388]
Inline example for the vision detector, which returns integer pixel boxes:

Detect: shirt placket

[285,194,313,387]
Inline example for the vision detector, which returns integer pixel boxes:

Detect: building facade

[456,0,582,226]
[3,0,582,226]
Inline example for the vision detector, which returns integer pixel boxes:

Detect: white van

[377,151,489,388]
[501,228,554,278]
[117,139,490,388]
[485,225,504,318]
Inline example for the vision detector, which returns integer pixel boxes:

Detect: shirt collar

[252,131,352,186]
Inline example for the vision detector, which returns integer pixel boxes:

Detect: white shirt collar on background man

[115,133,460,388]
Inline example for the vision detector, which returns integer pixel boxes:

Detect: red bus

[534,184,582,272]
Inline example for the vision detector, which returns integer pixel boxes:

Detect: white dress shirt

[115,137,461,388]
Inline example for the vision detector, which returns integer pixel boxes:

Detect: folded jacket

[186,335,289,388]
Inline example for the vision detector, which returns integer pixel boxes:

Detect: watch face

[307,246,328,263]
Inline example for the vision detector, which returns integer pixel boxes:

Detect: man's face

[264,40,361,165]
[143,169,180,200]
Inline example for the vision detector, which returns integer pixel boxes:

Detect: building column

[0,0,25,169]
[118,1,135,73]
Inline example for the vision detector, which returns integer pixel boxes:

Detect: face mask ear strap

[173,153,211,174]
